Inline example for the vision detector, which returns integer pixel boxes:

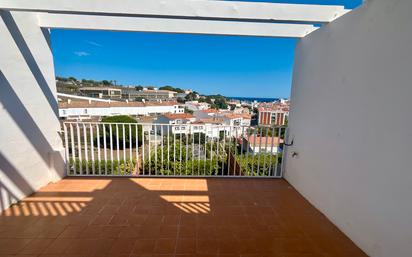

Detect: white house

[58,100,184,120]
[242,136,283,155]
[185,101,211,112]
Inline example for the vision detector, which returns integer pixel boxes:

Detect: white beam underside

[1,0,348,23]
[38,14,317,38]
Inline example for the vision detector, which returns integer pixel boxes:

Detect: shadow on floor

[0,177,368,257]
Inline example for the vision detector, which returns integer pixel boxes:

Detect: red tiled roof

[201,109,219,113]
[163,113,195,120]
[199,118,225,124]
[246,136,284,146]
[223,113,252,119]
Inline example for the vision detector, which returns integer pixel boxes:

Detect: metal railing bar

[155,124,158,175]
[103,124,107,175]
[116,124,120,175]
[109,124,114,174]
[69,124,76,175]
[97,124,101,175]
[263,126,269,174]
[83,123,89,175]
[268,126,275,177]
[63,124,70,175]
[76,124,82,175]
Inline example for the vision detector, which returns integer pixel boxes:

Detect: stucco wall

[0,11,65,212]
[285,0,412,256]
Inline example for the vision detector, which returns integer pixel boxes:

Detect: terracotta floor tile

[0,178,368,257]
[154,238,176,254]
[0,238,33,254]
[58,225,86,238]
[132,239,156,254]
[18,238,53,254]
[64,238,97,255]
[109,238,137,255]
[176,238,196,254]
[270,237,318,254]
[90,215,114,225]
[118,226,141,238]
[197,239,218,255]
[43,238,74,254]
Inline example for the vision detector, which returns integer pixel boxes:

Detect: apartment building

[184,101,211,111]
[79,86,122,99]
[58,100,183,120]
[258,102,290,126]
[242,135,284,155]
[122,88,177,101]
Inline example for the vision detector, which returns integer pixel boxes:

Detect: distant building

[258,102,290,126]
[122,88,177,101]
[185,101,211,112]
[176,93,187,99]
[233,107,250,114]
[221,113,252,127]
[242,136,284,155]
[79,87,122,99]
[58,100,183,120]
[157,113,196,125]
[156,113,197,135]
[193,109,219,119]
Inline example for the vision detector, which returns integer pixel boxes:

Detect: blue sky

[51,0,361,98]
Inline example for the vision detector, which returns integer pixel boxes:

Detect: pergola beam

[38,13,317,38]
[1,0,348,23]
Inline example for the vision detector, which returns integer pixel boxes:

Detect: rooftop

[199,118,225,124]
[141,89,177,94]
[0,178,366,257]
[223,113,252,120]
[246,136,284,146]
[163,113,195,120]
[59,100,179,108]
[200,109,218,113]
[79,87,122,91]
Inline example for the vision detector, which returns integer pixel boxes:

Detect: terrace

[1,1,411,257]
[0,178,366,256]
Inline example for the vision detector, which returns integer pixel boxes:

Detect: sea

[228,96,279,103]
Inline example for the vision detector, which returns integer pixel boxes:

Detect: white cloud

[86,40,102,47]
[74,51,90,57]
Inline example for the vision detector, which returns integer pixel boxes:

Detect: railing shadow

[0,177,216,255]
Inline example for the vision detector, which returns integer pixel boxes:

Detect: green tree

[185,92,199,101]
[184,107,194,114]
[135,86,143,91]
[102,80,112,86]
[159,85,185,93]
[101,115,142,148]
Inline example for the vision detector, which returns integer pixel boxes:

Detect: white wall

[285,0,412,256]
[0,11,64,212]
[59,105,182,118]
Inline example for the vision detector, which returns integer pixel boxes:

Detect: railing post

[63,123,70,176]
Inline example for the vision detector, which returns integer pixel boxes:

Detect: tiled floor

[0,178,368,257]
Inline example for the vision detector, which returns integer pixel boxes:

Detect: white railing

[62,122,287,178]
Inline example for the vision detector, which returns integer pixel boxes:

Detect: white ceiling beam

[38,13,317,38]
[1,0,348,23]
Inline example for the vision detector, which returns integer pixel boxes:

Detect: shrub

[69,159,136,175]
[101,115,142,148]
